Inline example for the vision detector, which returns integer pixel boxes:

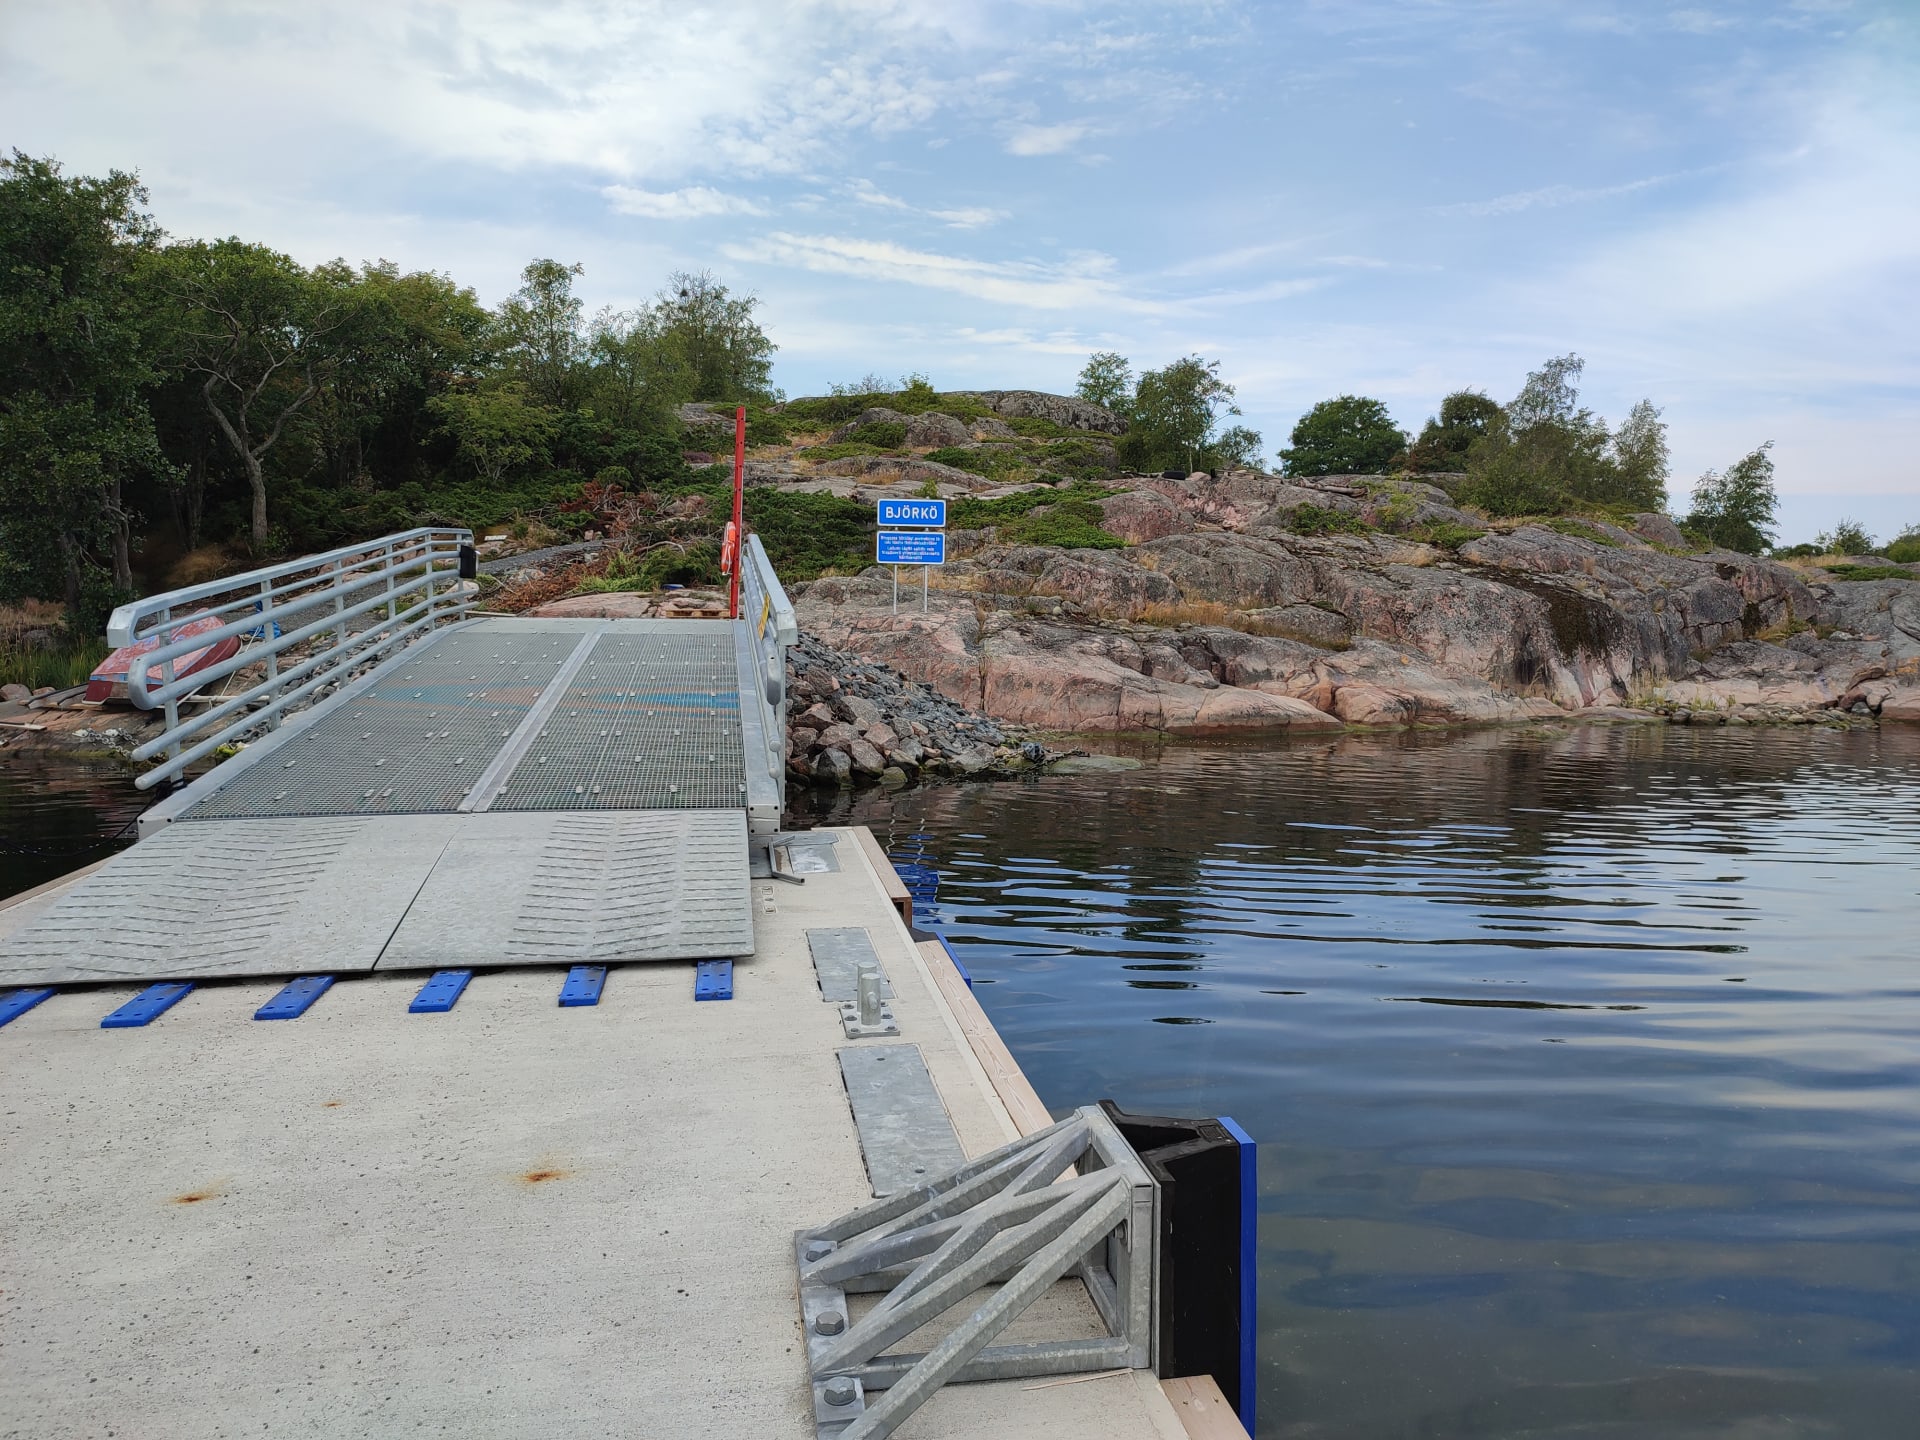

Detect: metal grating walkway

[184,627,577,818]
[490,627,744,811]
[182,620,746,820]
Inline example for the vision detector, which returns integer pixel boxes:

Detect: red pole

[729,404,745,620]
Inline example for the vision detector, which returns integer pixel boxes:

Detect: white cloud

[723,232,1162,312]
[603,185,766,219]
[1436,173,1682,218]
[1005,123,1088,156]
[848,179,1007,229]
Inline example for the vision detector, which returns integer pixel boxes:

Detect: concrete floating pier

[0,828,1234,1439]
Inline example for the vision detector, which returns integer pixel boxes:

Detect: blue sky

[5,1,1917,542]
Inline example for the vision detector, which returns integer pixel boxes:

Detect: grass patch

[951,482,1123,550]
[798,442,891,461]
[0,635,109,691]
[1408,520,1487,550]
[1546,516,1620,547]
[1005,415,1076,439]
[1825,564,1916,582]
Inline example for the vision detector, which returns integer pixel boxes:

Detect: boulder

[947,390,1128,435]
[815,722,859,751]
[811,749,852,786]
[905,411,974,448]
[799,702,835,728]
[1882,690,1920,723]
[837,695,883,731]
[848,738,887,776]
[971,416,1019,441]
[1630,512,1687,549]
[1,683,31,704]
[1098,489,1194,544]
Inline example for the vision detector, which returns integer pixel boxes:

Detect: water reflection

[798,723,1920,1438]
[0,752,149,898]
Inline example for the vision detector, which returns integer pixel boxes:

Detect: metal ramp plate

[184,628,578,818]
[488,626,745,812]
[0,816,457,986]
[376,810,753,970]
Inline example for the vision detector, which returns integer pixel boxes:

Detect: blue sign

[876,530,947,565]
[876,497,947,527]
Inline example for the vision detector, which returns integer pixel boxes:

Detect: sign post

[875,498,947,615]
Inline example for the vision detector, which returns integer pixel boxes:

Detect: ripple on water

[836,724,1920,1439]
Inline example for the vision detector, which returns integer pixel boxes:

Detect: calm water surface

[801,724,1920,1439]
[9,727,1920,1437]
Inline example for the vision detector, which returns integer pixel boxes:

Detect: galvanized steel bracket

[794,1106,1157,1439]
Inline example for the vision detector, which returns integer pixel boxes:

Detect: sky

[4,0,1917,543]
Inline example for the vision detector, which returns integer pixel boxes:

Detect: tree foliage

[0,154,792,627]
[1278,395,1405,476]
[0,151,164,625]
[1074,352,1132,411]
[1404,390,1501,473]
[1459,355,1671,517]
[1686,443,1778,555]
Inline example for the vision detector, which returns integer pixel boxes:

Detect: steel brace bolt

[823,1377,857,1407]
[813,1310,846,1336]
[804,1241,833,1262]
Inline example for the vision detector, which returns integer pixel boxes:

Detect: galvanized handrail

[110,527,472,790]
[739,532,799,805]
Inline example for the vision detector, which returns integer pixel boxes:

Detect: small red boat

[86,613,243,705]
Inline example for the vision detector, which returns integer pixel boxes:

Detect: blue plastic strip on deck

[558,965,607,1007]
[1219,1114,1258,1431]
[101,982,194,1029]
[409,969,473,1014]
[693,959,733,1001]
[255,975,335,1021]
[0,987,57,1028]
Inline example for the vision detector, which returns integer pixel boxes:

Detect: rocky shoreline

[788,471,1920,746]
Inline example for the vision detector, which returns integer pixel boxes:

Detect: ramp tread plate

[836,1044,966,1198]
[376,810,754,970]
[0,815,457,988]
[488,629,746,812]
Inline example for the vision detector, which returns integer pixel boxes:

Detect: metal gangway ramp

[0,529,798,989]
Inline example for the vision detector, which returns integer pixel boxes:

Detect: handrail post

[331,556,345,653]
[385,541,397,624]
[158,604,180,765]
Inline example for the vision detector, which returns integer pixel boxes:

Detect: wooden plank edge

[1160,1375,1251,1440]
[851,825,914,928]
[915,938,1053,1137]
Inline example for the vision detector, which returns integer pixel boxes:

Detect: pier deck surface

[0,832,1192,1440]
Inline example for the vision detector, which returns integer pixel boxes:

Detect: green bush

[841,421,906,448]
[1410,520,1486,550]
[1005,415,1075,439]
[995,496,1124,549]
[1884,528,1920,564]
[924,445,1028,482]
[1279,503,1372,537]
